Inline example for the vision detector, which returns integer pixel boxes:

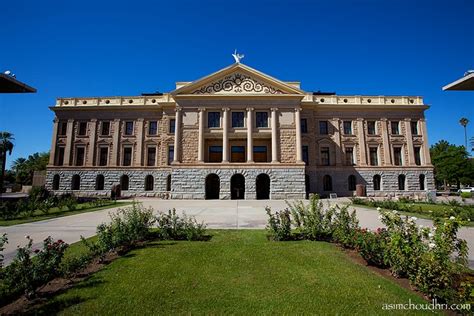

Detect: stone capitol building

[46,59,434,199]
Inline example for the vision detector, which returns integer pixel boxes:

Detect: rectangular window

[302,145,309,165]
[147,147,156,166]
[124,121,134,136]
[123,147,132,166]
[343,121,352,135]
[321,147,330,166]
[101,121,110,136]
[209,146,222,163]
[391,121,399,135]
[411,121,419,135]
[148,121,158,135]
[414,146,422,165]
[98,147,108,166]
[393,147,403,166]
[208,112,221,128]
[168,145,174,165]
[319,121,328,135]
[369,147,378,166]
[232,112,245,128]
[301,119,308,133]
[254,146,267,162]
[345,147,354,165]
[78,122,87,136]
[231,146,246,162]
[75,147,85,166]
[367,121,376,135]
[58,122,68,136]
[169,119,175,133]
[56,147,65,166]
[256,112,268,128]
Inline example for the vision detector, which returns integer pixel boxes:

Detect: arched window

[398,174,406,190]
[419,174,425,190]
[120,175,129,191]
[71,174,80,190]
[373,175,381,191]
[348,175,356,191]
[96,174,105,190]
[145,175,154,191]
[166,174,171,191]
[323,175,332,191]
[52,174,60,191]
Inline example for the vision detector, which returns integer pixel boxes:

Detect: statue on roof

[232,49,244,63]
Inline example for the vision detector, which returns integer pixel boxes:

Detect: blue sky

[1,0,473,168]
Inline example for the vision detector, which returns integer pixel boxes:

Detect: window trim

[148,121,158,136]
[207,111,221,128]
[122,146,133,166]
[124,121,134,136]
[255,111,269,128]
[231,111,245,128]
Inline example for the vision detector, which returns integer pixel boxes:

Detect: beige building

[46,62,434,199]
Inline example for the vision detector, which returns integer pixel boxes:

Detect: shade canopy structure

[443,72,474,91]
[0,73,36,93]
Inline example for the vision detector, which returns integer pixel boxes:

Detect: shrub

[155,208,207,241]
[62,196,78,211]
[0,233,7,268]
[332,205,359,248]
[289,195,334,241]
[265,207,292,241]
[460,192,472,199]
[28,186,51,203]
[354,228,389,268]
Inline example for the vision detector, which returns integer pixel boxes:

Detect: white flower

[378,215,383,220]
[410,216,418,221]
[428,243,436,249]
[428,210,433,213]
[392,210,398,214]
[376,207,381,212]
[428,233,434,238]
[419,224,424,229]
[449,216,455,220]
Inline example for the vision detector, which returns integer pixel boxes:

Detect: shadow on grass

[24,296,87,315]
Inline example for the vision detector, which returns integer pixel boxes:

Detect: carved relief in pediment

[192,73,285,95]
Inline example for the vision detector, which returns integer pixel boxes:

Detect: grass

[34,230,435,315]
[0,202,131,226]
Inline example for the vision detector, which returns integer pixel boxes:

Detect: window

[321,147,330,166]
[148,121,158,135]
[75,147,85,166]
[78,122,87,136]
[231,146,245,162]
[414,146,421,165]
[323,175,332,191]
[391,121,399,135]
[348,175,356,191]
[122,147,132,166]
[367,121,376,135]
[208,112,221,128]
[168,145,174,165]
[56,147,65,166]
[166,175,171,191]
[101,121,110,136]
[369,147,378,166]
[301,119,308,133]
[169,119,175,133]
[302,146,309,165]
[145,175,154,191]
[58,122,67,136]
[373,175,381,191]
[256,112,268,128]
[419,174,425,190]
[71,175,80,190]
[147,147,156,166]
[398,174,406,190]
[125,121,134,135]
[319,121,328,135]
[343,121,352,135]
[52,174,60,190]
[209,146,222,163]
[393,147,403,166]
[232,112,244,128]
[411,121,419,135]
[120,175,129,191]
[254,146,267,162]
[98,147,108,166]
[345,147,354,165]
[96,174,105,190]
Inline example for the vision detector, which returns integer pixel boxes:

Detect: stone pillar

[295,108,303,163]
[332,118,342,166]
[136,118,144,166]
[246,107,254,162]
[87,119,97,166]
[357,118,367,166]
[405,118,415,165]
[49,118,59,165]
[173,107,182,163]
[381,118,391,165]
[420,118,431,165]
[111,119,121,166]
[197,108,205,162]
[63,119,74,166]
[271,108,279,163]
[222,108,229,163]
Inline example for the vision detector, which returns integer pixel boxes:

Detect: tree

[0,132,14,193]
[11,152,49,185]
[459,117,469,149]
[430,140,471,189]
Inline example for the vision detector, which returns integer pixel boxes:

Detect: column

[87,119,97,166]
[63,119,74,166]
[173,107,182,163]
[111,119,121,166]
[420,118,431,165]
[357,118,367,166]
[404,118,415,165]
[295,108,303,163]
[136,118,144,166]
[271,108,279,163]
[222,108,229,163]
[197,108,205,162]
[246,107,254,162]
[381,118,391,166]
[49,118,59,165]
[332,118,342,166]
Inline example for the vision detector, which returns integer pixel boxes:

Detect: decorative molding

[192,73,285,95]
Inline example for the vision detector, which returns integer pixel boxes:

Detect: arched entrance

[256,173,270,200]
[231,174,245,200]
[205,174,220,199]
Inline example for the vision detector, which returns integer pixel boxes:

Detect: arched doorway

[256,173,270,200]
[305,174,310,199]
[205,174,220,200]
[231,174,245,200]
[52,174,60,190]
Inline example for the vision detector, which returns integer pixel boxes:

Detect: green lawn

[34,230,435,315]
[0,202,131,226]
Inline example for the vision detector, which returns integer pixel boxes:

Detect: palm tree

[0,132,15,194]
[459,118,469,149]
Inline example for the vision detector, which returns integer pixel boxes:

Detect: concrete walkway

[1,199,473,268]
